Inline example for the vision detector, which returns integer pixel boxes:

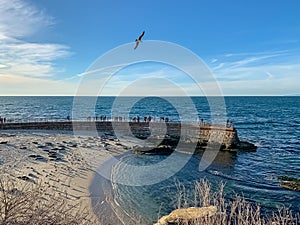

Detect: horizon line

[0,95,298,97]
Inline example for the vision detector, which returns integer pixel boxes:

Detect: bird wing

[138,31,145,40]
[134,41,139,49]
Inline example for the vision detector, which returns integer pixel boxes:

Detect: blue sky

[0,0,300,95]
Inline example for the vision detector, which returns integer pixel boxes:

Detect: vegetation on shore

[0,174,99,225]
[154,179,299,225]
[0,175,299,225]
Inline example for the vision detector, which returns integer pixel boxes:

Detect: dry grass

[0,175,99,225]
[1,175,299,225]
[173,179,299,225]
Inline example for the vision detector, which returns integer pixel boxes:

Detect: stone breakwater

[0,121,256,152]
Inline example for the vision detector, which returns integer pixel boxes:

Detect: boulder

[278,176,300,191]
[154,206,217,225]
[236,141,257,151]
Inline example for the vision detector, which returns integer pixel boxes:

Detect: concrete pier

[0,121,256,151]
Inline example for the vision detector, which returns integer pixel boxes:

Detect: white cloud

[0,0,53,37]
[265,72,274,79]
[210,50,300,79]
[216,54,282,71]
[215,61,300,82]
[71,50,300,96]
[1,40,69,77]
[217,77,300,96]
[223,50,288,58]
[212,63,225,70]
[0,0,70,90]
[210,58,218,63]
[0,74,77,95]
[0,63,9,69]
[203,50,300,95]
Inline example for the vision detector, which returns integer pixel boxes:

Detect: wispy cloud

[1,40,69,77]
[210,58,218,63]
[0,0,53,37]
[0,0,70,80]
[69,50,300,96]
[0,73,77,96]
[223,50,289,58]
[205,50,300,95]
[213,53,282,71]
[210,50,300,80]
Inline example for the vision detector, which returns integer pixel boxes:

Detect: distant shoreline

[1,95,299,97]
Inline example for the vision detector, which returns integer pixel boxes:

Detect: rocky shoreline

[133,131,257,155]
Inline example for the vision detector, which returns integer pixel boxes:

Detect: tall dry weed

[173,179,299,225]
[0,174,99,225]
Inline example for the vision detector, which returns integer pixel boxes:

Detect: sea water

[1,96,299,223]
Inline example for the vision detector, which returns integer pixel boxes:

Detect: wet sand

[89,149,148,225]
[0,130,136,225]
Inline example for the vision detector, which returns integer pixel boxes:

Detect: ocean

[0,96,299,223]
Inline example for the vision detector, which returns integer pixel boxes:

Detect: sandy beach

[0,130,135,225]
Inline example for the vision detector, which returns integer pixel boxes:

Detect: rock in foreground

[278,176,300,191]
[154,206,217,225]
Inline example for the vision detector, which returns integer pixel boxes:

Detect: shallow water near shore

[90,150,299,224]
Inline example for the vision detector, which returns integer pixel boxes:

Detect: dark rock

[278,176,300,191]
[68,143,77,148]
[48,153,57,158]
[45,142,54,146]
[28,173,38,179]
[134,145,174,155]
[236,141,257,151]
[0,141,8,144]
[17,176,34,182]
[28,154,45,161]
[8,188,23,196]
[36,155,45,160]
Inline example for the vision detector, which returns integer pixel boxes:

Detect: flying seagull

[134,31,145,49]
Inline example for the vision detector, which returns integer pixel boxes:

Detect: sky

[0,0,300,96]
